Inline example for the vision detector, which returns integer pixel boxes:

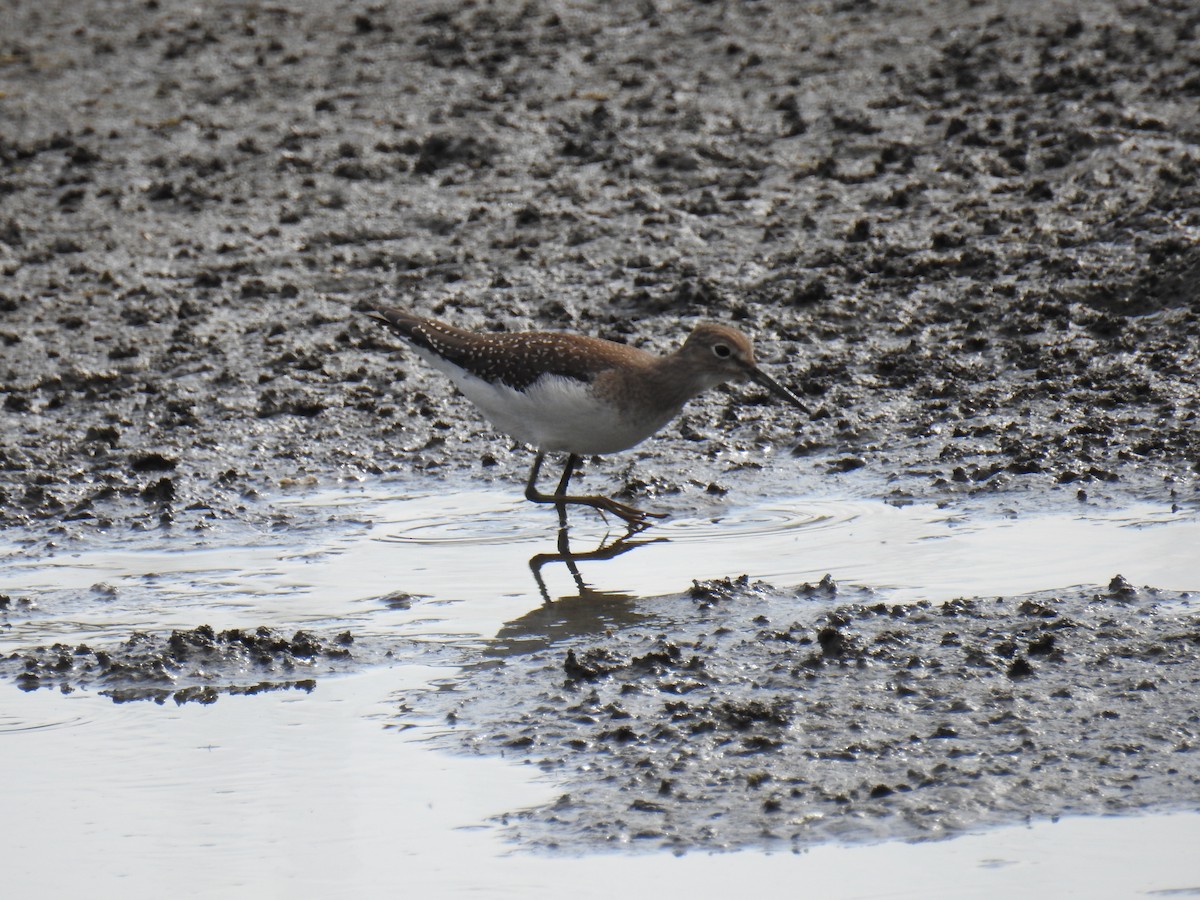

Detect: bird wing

[368,306,642,391]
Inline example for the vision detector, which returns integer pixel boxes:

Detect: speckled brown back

[369,307,650,391]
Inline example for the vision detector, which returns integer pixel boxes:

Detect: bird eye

[713,344,732,359]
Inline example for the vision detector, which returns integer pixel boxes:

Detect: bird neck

[649,349,729,407]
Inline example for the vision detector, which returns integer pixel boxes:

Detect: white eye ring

[713,344,732,359]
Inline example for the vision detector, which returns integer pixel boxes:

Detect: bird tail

[365,305,426,337]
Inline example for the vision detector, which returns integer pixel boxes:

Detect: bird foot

[590,496,667,528]
[527,490,666,529]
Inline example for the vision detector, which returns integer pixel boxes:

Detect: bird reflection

[529,514,665,605]
[482,515,664,658]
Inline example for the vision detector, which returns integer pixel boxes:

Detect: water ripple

[0,713,90,735]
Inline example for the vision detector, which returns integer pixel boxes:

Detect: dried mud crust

[1,0,1199,536]
[423,575,1200,852]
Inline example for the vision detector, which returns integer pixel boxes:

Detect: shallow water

[2,485,1199,897]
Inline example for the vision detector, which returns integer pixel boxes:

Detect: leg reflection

[529,514,666,604]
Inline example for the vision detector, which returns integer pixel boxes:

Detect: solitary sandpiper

[366,306,808,526]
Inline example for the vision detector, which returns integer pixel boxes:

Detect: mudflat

[2,0,1199,859]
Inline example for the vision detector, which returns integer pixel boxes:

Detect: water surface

[2,487,1198,897]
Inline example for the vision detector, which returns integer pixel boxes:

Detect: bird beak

[747,365,809,413]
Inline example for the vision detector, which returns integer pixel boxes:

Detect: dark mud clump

[1,1,1198,537]
[5,625,359,705]
[423,576,1200,852]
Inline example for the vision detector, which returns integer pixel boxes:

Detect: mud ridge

[5,624,366,705]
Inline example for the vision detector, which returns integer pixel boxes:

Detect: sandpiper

[366,306,807,525]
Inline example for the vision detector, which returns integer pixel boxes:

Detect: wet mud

[423,574,1200,851]
[2,0,1200,856]
[2,0,1198,538]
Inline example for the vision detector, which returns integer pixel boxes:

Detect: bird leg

[524,452,665,527]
